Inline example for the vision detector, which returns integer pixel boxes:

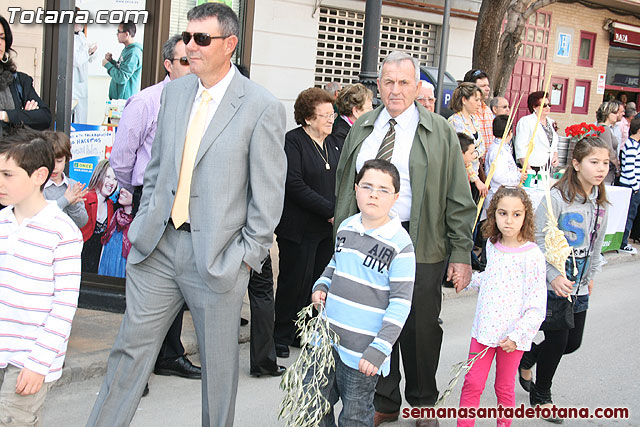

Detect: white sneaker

[620,244,638,255]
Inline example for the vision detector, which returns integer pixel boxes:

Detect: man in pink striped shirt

[0,128,83,425]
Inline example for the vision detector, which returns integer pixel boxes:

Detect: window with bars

[315,7,439,87]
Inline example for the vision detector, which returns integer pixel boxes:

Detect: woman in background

[514,91,559,172]
[273,88,340,358]
[449,82,487,198]
[0,15,51,132]
[332,83,373,148]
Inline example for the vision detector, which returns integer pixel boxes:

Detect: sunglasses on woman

[182,31,228,47]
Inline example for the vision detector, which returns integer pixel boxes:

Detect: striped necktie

[171,90,212,227]
[376,118,397,162]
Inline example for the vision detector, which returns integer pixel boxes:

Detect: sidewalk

[54,244,638,389]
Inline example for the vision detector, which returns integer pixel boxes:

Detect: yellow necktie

[171,91,212,227]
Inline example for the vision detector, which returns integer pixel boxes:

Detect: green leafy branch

[279,302,340,427]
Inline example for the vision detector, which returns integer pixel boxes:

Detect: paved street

[44,261,639,426]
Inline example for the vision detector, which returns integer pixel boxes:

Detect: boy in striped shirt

[311,159,415,425]
[0,129,83,424]
[619,117,640,254]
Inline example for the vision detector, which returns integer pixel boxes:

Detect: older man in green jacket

[334,51,476,427]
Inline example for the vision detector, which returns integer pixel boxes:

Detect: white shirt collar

[0,201,59,226]
[195,63,236,106]
[378,103,419,130]
[45,173,69,189]
[344,212,402,239]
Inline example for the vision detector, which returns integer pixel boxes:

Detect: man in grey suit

[87,4,287,426]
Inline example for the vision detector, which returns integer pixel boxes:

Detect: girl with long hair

[455,186,547,427]
[519,137,610,423]
[80,160,117,273]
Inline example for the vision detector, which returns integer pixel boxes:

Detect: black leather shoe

[142,383,149,397]
[250,365,286,378]
[275,344,289,358]
[530,383,563,424]
[519,367,531,392]
[154,356,201,379]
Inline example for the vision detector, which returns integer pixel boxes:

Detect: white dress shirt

[188,63,236,139]
[182,64,235,224]
[514,113,558,168]
[356,104,419,221]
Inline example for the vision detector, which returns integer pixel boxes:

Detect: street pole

[435,0,451,114]
[359,0,382,104]
[56,0,75,134]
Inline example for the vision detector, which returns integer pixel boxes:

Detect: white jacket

[514,113,558,168]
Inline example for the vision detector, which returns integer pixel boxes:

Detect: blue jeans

[621,186,640,247]
[304,349,378,427]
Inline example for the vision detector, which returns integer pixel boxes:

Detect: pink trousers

[457,338,523,427]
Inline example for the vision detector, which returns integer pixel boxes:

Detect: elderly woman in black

[273,88,340,358]
[332,83,373,148]
[0,15,51,132]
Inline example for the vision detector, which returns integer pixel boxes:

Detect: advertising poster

[69,123,115,186]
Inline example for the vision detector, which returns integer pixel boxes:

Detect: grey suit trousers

[87,225,248,427]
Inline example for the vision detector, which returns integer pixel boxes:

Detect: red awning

[611,22,640,48]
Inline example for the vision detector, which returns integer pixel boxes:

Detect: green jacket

[334,103,476,265]
[105,42,143,100]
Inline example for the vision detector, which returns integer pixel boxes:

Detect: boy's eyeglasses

[172,56,189,66]
[540,102,551,108]
[182,31,228,47]
[356,183,396,197]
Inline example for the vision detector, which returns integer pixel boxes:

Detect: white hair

[378,51,420,82]
[420,80,435,92]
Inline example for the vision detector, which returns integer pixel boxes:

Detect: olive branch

[434,346,490,408]
[278,302,340,427]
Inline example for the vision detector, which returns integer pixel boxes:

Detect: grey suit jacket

[127,70,287,293]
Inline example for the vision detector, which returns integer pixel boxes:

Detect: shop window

[572,79,591,114]
[578,31,596,67]
[550,77,568,113]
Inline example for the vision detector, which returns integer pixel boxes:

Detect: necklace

[304,128,330,170]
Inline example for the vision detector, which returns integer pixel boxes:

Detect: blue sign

[557,33,571,58]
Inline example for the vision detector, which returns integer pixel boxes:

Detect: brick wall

[543,2,640,133]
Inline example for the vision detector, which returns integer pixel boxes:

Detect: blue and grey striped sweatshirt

[313,213,415,376]
[620,137,640,191]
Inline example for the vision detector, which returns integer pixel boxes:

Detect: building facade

[4,0,640,303]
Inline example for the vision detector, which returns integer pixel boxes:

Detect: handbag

[540,203,600,331]
[540,293,575,331]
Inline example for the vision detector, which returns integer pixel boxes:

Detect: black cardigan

[275,126,341,243]
[331,116,351,150]
[3,71,52,131]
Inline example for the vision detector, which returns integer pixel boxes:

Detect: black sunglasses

[172,56,189,66]
[182,31,228,47]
